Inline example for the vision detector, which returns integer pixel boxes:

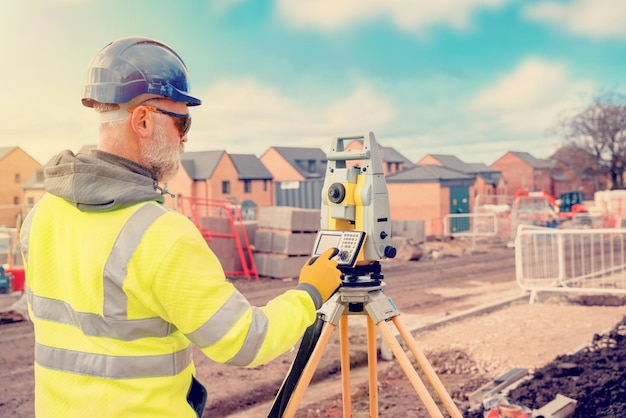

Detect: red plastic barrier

[6,268,25,292]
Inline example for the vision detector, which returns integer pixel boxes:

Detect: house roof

[181,151,272,181]
[420,154,502,186]
[509,151,555,169]
[478,171,502,186]
[386,164,475,185]
[180,150,225,180]
[229,154,273,180]
[424,154,497,174]
[380,145,416,169]
[271,146,328,179]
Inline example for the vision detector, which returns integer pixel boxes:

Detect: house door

[450,186,470,233]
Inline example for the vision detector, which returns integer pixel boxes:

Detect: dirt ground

[2,237,625,417]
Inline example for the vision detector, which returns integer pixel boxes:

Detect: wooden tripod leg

[376,320,445,418]
[392,316,463,418]
[339,315,351,417]
[367,316,379,418]
[283,321,337,418]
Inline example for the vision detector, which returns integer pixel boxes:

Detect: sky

[1,0,625,167]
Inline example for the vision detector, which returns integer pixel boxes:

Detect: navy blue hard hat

[82,37,201,107]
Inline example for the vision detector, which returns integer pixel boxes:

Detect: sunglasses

[128,105,191,136]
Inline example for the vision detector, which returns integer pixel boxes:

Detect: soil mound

[467,313,626,417]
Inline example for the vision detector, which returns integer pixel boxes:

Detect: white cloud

[186,78,396,155]
[523,0,626,39]
[467,58,595,137]
[275,0,508,33]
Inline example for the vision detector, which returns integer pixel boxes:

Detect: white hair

[94,94,164,123]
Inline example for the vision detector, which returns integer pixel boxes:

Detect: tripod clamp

[319,283,399,327]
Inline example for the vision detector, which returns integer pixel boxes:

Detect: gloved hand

[297,247,342,308]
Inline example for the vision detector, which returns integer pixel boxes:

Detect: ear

[129,107,153,139]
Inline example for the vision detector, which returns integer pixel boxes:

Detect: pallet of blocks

[198,216,258,278]
[253,207,320,279]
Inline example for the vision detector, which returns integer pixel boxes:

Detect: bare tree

[549,145,602,191]
[557,92,626,189]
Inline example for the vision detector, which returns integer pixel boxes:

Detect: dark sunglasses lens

[175,115,191,135]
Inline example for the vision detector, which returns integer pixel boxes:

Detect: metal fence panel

[274,180,324,209]
[515,225,626,301]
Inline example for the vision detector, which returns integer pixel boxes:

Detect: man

[21,37,342,417]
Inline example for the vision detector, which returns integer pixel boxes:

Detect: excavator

[513,188,589,224]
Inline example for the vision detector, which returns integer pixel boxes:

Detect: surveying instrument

[268,132,463,417]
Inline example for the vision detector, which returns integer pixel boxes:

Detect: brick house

[0,147,41,227]
[259,146,327,182]
[259,146,328,209]
[386,165,475,236]
[490,151,554,197]
[417,154,506,210]
[166,150,273,211]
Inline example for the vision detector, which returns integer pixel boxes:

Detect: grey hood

[44,149,165,212]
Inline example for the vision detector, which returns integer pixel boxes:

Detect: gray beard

[142,122,182,183]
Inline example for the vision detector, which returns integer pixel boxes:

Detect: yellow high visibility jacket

[22,150,318,417]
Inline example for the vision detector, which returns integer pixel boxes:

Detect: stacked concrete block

[391,219,426,244]
[271,231,316,255]
[254,207,320,279]
[258,206,320,232]
[199,216,258,276]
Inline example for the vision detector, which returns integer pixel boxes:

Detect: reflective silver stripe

[28,202,176,340]
[225,307,269,367]
[35,342,192,379]
[185,290,269,367]
[103,203,166,318]
[28,289,175,340]
[186,291,251,347]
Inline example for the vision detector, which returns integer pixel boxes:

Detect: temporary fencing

[515,225,626,302]
[177,196,258,280]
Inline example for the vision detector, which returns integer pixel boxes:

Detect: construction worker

[20,37,342,417]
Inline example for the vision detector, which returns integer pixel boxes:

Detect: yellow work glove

[297,247,342,308]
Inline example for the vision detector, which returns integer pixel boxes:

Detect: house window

[263,179,268,191]
[27,197,35,206]
[308,160,316,173]
[14,196,20,205]
[244,180,252,193]
[15,173,20,183]
[222,181,230,194]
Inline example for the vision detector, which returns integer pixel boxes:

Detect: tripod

[269,264,463,417]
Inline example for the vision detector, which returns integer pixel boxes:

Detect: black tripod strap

[267,314,325,417]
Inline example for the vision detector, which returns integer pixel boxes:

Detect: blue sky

[2,0,625,166]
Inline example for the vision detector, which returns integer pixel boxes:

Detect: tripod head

[311,132,396,286]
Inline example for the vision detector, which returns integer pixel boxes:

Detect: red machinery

[513,189,588,221]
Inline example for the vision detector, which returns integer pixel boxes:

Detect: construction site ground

[2,237,626,417]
